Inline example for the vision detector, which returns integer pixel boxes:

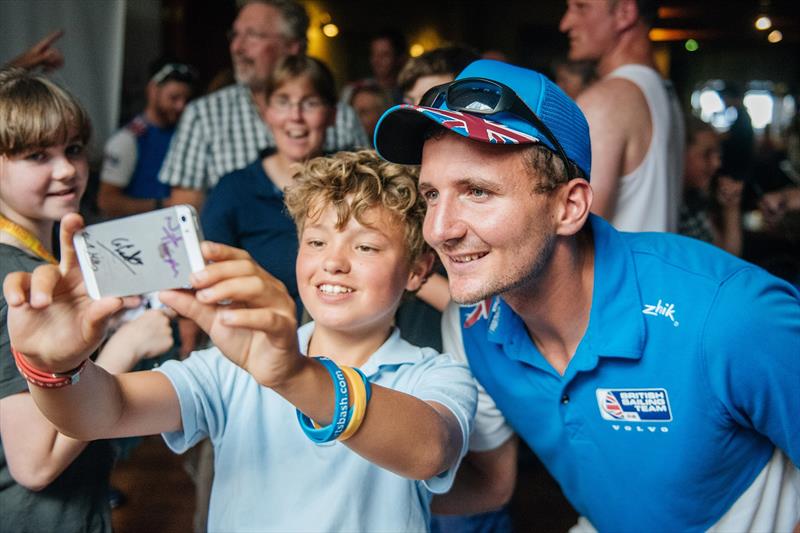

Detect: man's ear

[406,250,436,292]
[554,178,593,237]
[612,0,640,32]
[286,39,302,56]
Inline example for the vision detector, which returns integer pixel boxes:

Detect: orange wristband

[11,347,88,388]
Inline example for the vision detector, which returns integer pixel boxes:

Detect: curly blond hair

[284,150,428,264]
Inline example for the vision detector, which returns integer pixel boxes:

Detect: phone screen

[75,207,203,298]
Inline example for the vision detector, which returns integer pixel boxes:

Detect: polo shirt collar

[584,215,646,361]
[248,150,282,199]
[483,215,646,373]
[297,322,426,378]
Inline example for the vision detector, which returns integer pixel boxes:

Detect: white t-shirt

[441,302,514,451]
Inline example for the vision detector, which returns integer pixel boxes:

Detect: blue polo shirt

[460,215,800,532]
[201,153,301,318]
[124,118,173,199]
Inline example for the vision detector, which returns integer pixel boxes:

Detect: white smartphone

[73,205,205,299]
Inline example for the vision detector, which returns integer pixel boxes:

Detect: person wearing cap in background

[374,59,800,532]
[98,59,197,218]
[560,0,684,233]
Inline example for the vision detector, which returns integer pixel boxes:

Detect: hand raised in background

[6,30,65,72]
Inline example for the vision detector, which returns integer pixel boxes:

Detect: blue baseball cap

[373,59,591,179]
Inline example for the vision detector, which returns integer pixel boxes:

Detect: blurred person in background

[368,28,408,104]
[159,0,367,212]
[347,81,390,147]
[560,0,684,232]
[98,59,197,218]
[201,55,339,322]
[398,45,480,107]
[679,117,743,256]
[719,82,755,186]
[341,28,408,106]
[553,57,597,100]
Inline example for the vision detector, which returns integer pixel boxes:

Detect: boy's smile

[296,202,425,339]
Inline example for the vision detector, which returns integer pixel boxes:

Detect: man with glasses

[560,0,684,232]
[158,0,367,211]
[374,59,800,532]
[99,59,197,218]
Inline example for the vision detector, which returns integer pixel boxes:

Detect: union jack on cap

[374,59,591,178]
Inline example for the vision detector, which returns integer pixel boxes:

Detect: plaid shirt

[678,188,714,243]
[159,84,368,191]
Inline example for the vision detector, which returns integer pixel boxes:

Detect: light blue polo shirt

[157,323,476,533]
[460,215,800,532]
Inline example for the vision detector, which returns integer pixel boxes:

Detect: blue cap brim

[374,104,541,165]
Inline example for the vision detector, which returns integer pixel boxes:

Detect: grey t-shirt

[0,244,114,533]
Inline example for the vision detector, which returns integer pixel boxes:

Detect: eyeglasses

[420,77,576,179]
[269,95,328,115]
[151,63,198,85]
[226,29,286,44]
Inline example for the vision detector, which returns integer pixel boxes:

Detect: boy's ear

[405,250,435,292]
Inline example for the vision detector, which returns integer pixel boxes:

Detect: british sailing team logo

[596,388,673,423]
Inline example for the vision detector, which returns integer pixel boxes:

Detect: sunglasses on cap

[420,77,576,180]
[151,63,199,86]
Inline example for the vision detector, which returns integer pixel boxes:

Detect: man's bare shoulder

[577,76,650,135]
[577,77,647,114]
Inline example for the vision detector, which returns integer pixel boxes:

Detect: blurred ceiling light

[657,6,694,18]
[743,90,774,129]
[322,23,339,38]
[767,29,783,43]
[409,43,425,57]
[755,16,772,30]
[684,39,699,52]
[649,28,717,41]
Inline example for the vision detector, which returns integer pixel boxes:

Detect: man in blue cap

[374,59,800,532]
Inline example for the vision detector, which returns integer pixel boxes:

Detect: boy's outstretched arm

[160,243,471,481]
[2,213,182,442]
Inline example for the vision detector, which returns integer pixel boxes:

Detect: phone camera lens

[181,216,187,222]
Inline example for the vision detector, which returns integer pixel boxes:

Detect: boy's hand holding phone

[158,242,304,388]
[3,214,131,372]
